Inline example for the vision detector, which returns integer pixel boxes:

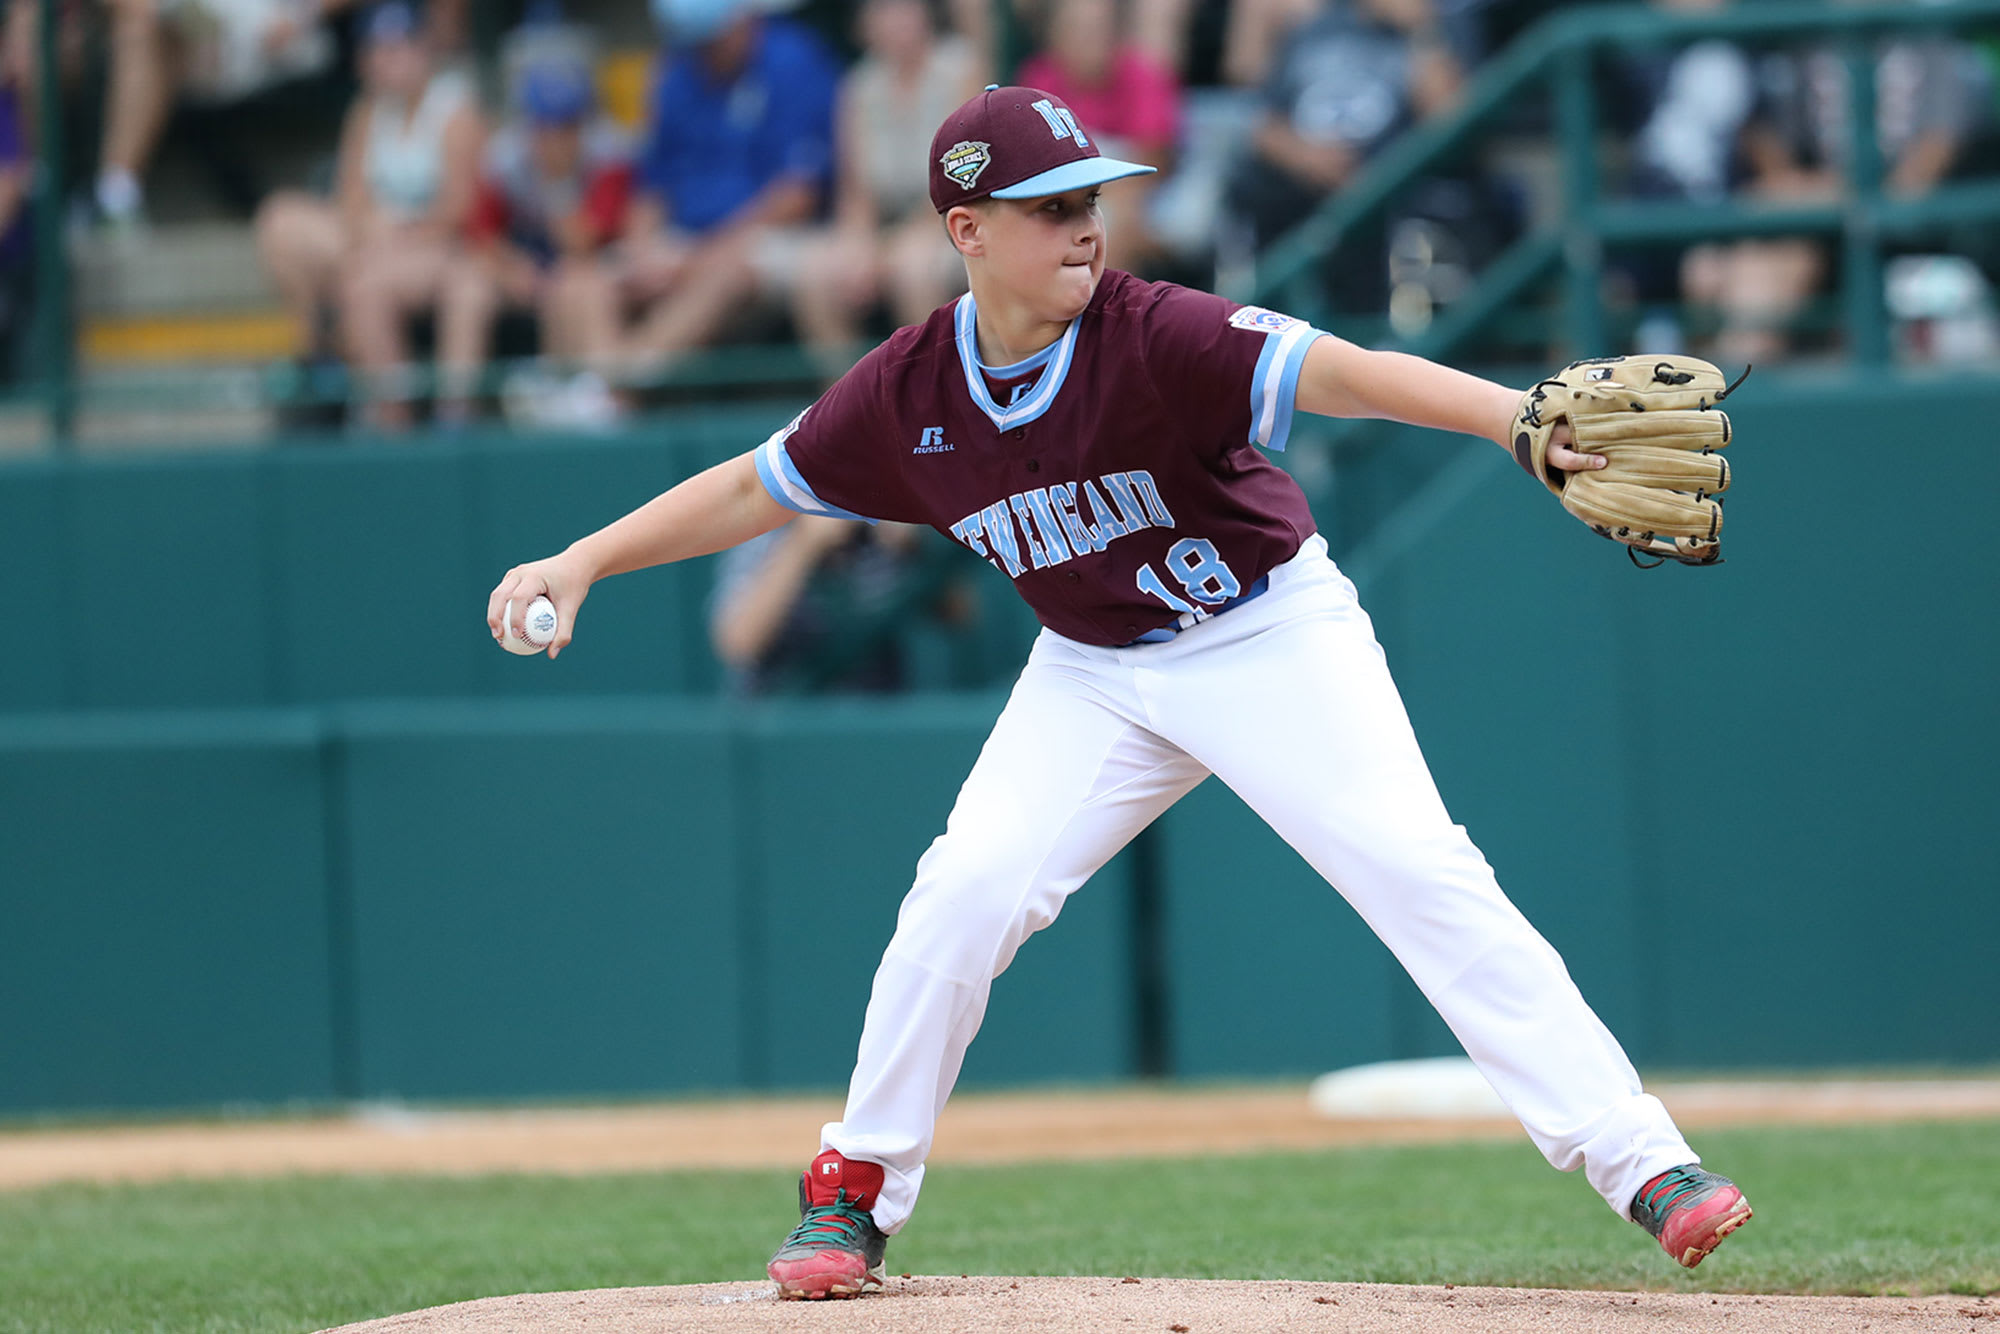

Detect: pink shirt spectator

[1016,49,1181,150]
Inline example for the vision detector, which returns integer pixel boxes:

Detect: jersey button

[1065,571,1080,583]
[1025,459,1040,472]
[1011,428,1026,440]
[1125,624,1138,635]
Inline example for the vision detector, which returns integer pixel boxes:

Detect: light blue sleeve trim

[753,433,881,526]
[1248,335,1280,444]
[1262,328,1326,454]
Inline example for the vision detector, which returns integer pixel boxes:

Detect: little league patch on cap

[939,140,992,191]
[929,85,1155,213]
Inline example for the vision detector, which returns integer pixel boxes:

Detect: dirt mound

[318,1276,1994,1333]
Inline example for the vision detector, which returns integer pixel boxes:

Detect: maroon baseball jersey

[752,269,1324,647]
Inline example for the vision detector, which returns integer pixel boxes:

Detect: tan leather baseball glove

[1510,355,1746,566]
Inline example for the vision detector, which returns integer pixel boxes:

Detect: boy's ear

[944,204,984,258]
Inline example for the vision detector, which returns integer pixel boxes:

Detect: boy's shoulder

[1088,268,1170,322]
[808,301,960,433]
[859,300,962,381]
[1086,270,1260,336]
[1088,271,1312,363]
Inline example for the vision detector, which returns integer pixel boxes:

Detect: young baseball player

[485,86,1753,1299]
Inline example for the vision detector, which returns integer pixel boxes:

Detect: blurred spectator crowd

[1,0,1999,428]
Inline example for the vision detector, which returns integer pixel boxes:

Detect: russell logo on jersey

[913,427,956,454]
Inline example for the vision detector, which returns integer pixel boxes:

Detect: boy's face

[957,187,1106,321]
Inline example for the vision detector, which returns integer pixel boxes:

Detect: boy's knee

[1381,822,1491,887]
[891,886,1049,984]
[892,835,1068,981]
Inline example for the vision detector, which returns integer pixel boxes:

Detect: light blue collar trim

[979,338,1062,379]
[953,294,1080,431]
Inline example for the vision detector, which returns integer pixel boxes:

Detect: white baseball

[500,595,559,656]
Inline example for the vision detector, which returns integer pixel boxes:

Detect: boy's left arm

[1294,334,1605,475]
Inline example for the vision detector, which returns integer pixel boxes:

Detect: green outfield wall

[0,408,782,713]
[0,698,1142,1112]
[0,711,337,1109]
[3,376,1997,1114]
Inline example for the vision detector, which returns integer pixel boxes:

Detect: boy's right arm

[485,450,792,658]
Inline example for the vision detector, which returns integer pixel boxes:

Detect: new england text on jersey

[947,470,1174,579]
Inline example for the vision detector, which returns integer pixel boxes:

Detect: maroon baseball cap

[929,84,1155,214]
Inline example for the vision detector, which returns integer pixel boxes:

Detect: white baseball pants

[822,534,1695,1233]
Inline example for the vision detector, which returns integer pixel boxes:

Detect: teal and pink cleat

[767,1149,889,1299]
[1630,1164,1753,1268]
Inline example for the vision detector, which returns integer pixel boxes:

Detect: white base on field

[1307,1057,1511,1120]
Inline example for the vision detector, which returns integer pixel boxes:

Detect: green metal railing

[1239,0,2000,369]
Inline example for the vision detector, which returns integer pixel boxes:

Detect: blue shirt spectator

[638,17,840,235]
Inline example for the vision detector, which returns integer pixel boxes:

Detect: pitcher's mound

[319,1275,1992,1332]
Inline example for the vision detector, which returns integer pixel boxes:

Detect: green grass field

[4,1119,1996,1334]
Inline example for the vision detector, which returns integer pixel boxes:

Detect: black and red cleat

[1630,1164,1753,1268]
[767,1149,889,1299]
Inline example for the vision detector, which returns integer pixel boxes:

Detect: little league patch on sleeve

[1228,306,1304,334]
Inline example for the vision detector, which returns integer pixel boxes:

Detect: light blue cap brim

[989,157,1156,199]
